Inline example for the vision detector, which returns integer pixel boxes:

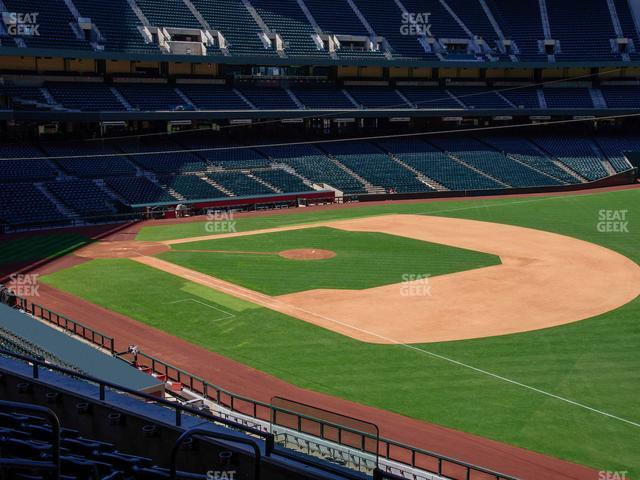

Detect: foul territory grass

[42,189,640,476]
[159,227,500,295]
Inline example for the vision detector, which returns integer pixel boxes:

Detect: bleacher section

[290,85,356,109]
[449,87,512,109]
[398,86,461,109]
[601,85,640,108]
[237,86,298,109]
[347,87,409,109]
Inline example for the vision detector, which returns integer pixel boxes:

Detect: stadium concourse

[1,0,640,478]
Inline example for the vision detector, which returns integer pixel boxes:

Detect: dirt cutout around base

[137,214,640,344]
[279,249,336,260]
[75,241,170,259]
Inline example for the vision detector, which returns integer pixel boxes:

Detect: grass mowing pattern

[159,227,500,295]
[43,190,640,476]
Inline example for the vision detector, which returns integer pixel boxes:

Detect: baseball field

[8,188,639,477]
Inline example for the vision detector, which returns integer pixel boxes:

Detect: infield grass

[42,189,640,476]
[159,227,500,295]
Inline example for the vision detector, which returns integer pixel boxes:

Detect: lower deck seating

[428,137,561,187]
[47,83,126,112]
[0,183,68,227]
[206,171,277,196]
[322,141,429,192]
[104,176,177,204]
[595,136,638,172]
[44,179,118,218]
[250,169,312,193]
[158,174,227,200]
[260,144,367,193]
[378,139,504,191]
[530,135,609,180]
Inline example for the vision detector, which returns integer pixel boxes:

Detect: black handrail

[0,399,61,479]
[170,428,262,480]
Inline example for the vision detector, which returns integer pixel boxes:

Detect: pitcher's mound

[279,249,336,260]
[76,241,170,259]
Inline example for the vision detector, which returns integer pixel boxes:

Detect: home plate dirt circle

[75,241,170,259]
[279,249,336,260]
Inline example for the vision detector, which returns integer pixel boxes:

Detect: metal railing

[123,350,518,480]
[15,297,115,354]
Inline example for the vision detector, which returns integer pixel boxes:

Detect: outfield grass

[159,227,500,295]
[43,189,640,476]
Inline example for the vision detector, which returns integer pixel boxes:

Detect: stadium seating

[321,141,429,192]
[428,137,561,187]
[448,87,512,109]
[481,136,580,183]
[500,86,541,109]
[104,176,177,204]
[73,0,158,53]
[44,179,119,219]
[46,83,127,112]
[441,0,501,54]
[531,135,609,180]
[1,0,91,51]
[397,87,462,109]
[486,0,546,60]
[346,86,410,109]
[600,85,640,108]
[237,86,299,109]
[116,84,191,111]
[349,0,431,59]
[290,85,356,109]
[0,86,50,107]
[178,84,250,110]
[595,136,638,172]
[189,0,277,57]
[249,0,326,57]
[546,0,619,60]
[0,145,58,183]
[158,174,227,200]
[543,88,594,109]
[207,171,277,196]
[251,169,312,193]
[260,144,367,193]
[378,138,504,191]
[0,183,69,227]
